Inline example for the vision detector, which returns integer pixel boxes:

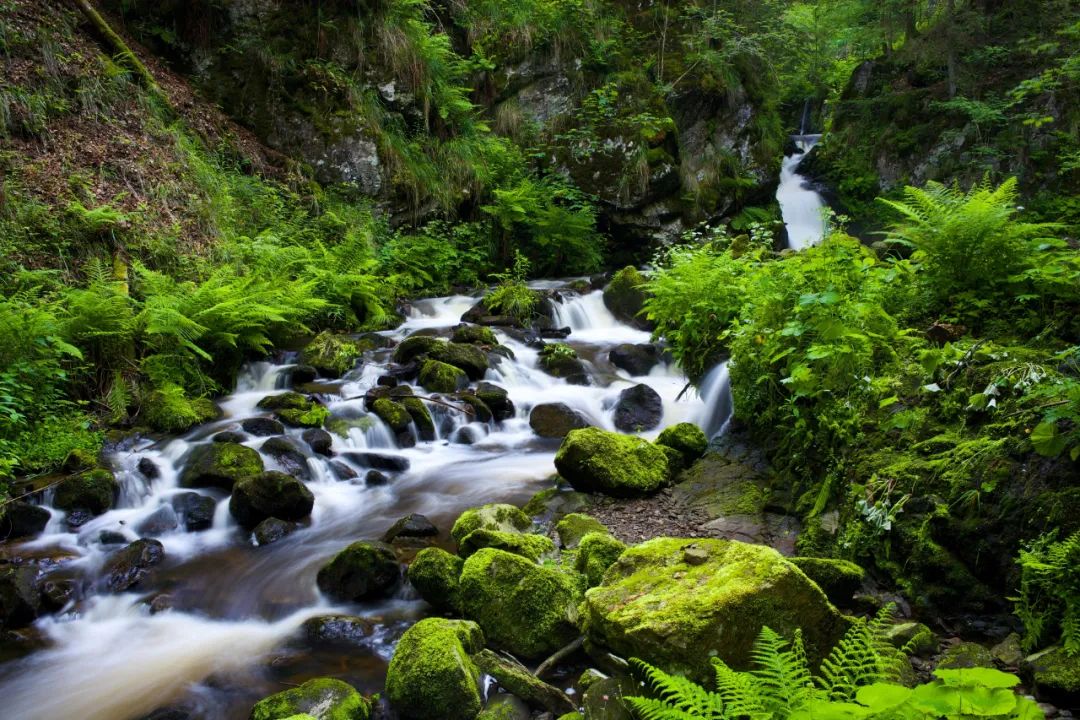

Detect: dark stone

[365,470,390,486]
[454,393,494,423]
[316,541,400,602]
[260,437,311,480]
[0,566,41,629]
[134,505,179,537]
[450,426,480,445]
[384,514,438,542]
[302,428,334,456]
[170,492,216,532]
[301,614,375,648]
[926,322,967,346]
[229,472,315,529]
[40,578,77,611]
[241,417,285,437]
[539,350,590,386]
[530,403,591,438]
[377,375,398,387]
[137,457,161,480]
[103,539,165,592]
[475,382,515,421]
[138,707,195,720]
[291,364,318,385]
[609,343,660,376]
[253,517,297,546]
[211,431,246,444]
[99,530,128,545]
[343,452,410,472]
[613,383,664,431]
[329,461,359,481]
[0,502,50,540]
[54,469,119,516]
[66,510,94,530]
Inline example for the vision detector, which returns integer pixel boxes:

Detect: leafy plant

[1015,529,1080,655]
[484,252,538,323]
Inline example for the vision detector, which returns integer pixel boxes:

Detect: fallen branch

[533,635,584,679]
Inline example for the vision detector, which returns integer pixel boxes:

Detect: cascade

[776,134,827,251]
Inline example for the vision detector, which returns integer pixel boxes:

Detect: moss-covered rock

[256,392,329,428]
[300,331,365,378]
[475,382,515,421]
[249,677,371,720]
[53,469,119,515]
[472,649,577,716]
[938,641,994,669]
[789,557,865,606]
[452,324,499,346]
[556,513,609,549]
[582,538,850,681]
[451,504,532,544]
[371,398,412,432]
[401,397,435,441]
[454,393,493,423]
[538,344,590,385]
[602,266,649,329]
[575,532,627,587]
[430,342,490,380]
[0,566,41,629]
[459,548,583,659]
[407,547,464,613]
[655,423,709,465]
[142,387,220,433]
[477,695,530,720]
[419,359,468,393]
[229,471,314,529]
[179,443,263,490]
[392,335,443,365]
[530,403,591,438]
[458,529,555,561]
[1024,646,1080,706]
[316,541,400,602]
[385,618,485,720]
[886,622,938,657]
[554,428,672,497]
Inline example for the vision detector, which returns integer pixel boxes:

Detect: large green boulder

[655,423,709,466]
[555,513,609,549]
[408,547,464,613]
[419,359,468,393]
[180,443,263,490]
[575,532,627,587]
[370,398,412,432]
[554,428,672,497]
[229,471,314,529]
[429,342,489,380]
[582,538,851,681]
[256,392,329,428]
[1024,646,1080,706]
[459,548,582,659]
[53,469,119,515]
[316,541,400,602]
[401,397,435,440]
[392,335,443,364]
[451,504,532,544]
[602,266,649,328]
[249,677,370,720]
[458,529,555,561]
[300,332,365,378]
[385,618,485,720]
[452,324,499,346]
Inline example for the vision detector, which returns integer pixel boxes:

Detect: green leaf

[1030,420,1067,457]
[932,667,1020,689]
[855,683,912,710]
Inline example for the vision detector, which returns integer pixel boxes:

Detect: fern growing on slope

[1015,529,1080,655]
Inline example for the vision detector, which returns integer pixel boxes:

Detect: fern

[628,659,728,719]
[817,605,903,701]
[750,627,815,714]
[1016,530,1080,655]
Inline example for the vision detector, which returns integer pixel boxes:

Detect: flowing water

[0,286,733,720]
[776,134,827,251]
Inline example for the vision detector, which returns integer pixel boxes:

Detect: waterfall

[777,134,826,251]
[693,361,733,438]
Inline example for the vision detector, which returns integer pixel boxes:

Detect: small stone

[683,545,709,565]
[343,452,410,472]
[102,539,165,592]
[241,417,285,437]
[365,470,390,486]
[301,614,374,648]
[253,517,296,546]
[384,514,439,542]
[137,457,160,480]
[170,493,216,532]
[99,530,128,545]
[301,428,333,456]
[211,431,246,444]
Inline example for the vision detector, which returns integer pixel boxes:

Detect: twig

[674,381,695,403]
[533,635,584,678]
[0,476,68,509]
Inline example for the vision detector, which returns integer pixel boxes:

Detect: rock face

[316,541,400,602]
[582,538,850,681]
[103,539,165,593]
[529,403,591,438]
[179,443,263,490]
[229,471,314,529]
[609,343,659,376]
[385,618,485,720]
[54,469,119,515]
[459,548,582,659]
[249,677,371,720]
[612,383,663,431]
[554,428,672,497]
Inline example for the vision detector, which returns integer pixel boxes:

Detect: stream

[0,287,732,720]
[777,134,827,251]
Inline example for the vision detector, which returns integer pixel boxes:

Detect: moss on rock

[452,325,499,346]
[392,335,443,364]
[554,428,672,497]
[142,386,220,433]
[575,532,627,587]
[459,548,583,659]
[1024,646,1080,706]
[419,359,468,393]
[430,342,489,380]
[53,469,119,515]
[257,392,329,428]
[401,397,435,440]
[229,471,314,529]
[300,331,365,378]
[408,547,464,613]
[582,538,850,681]
[371,398,412,432]
[655,423,708,465]
[602,266,649,328]
[385,618,485,720]
[556,513,609,549]
[316,541,400,602]
[249,677,370,720]
[179,442,263,490]
[458,529,555,561]
[938,641,994,669]
[789,557,865,606]
[451,503,532,544]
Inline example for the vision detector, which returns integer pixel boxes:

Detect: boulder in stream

[302,428,334,456]
[253,517,297,546]
[407,547,464,614]
[134,505,179,536]
[529,403,590,438]
[53,469,119,516]
[385,618,485,720]
[418,359,468,393]
[575,532,627,587]
[0,566,41,629]
[240,417,284,437]
[170,492,216,532]
[179,443,263,490]
[343,452,410,472]
[538,344,590,385]
[255,392,329,428]
[384,513,438,543]
[0,502,50,540]
[250,677,371,720]
[260,436,311,480]
[612,383,663,432]
[400,397,435,441]
[452,324,499,346]
[554,428,672,497]
[475,382,515,421]
[602,266,650,329]
[103,539,165,593]
[299,331,366,378]
[316,541,400,602]
[229,471,314,529]
[301,614,375,649]
[609,343,659,376]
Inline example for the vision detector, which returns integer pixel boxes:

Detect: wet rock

[0,566,41,629]
[249,677,371,720]
[476,382,515,421]
[454,393,494,423]
[260,436,311,480]
[401,397,435,441]
[211,431,246,444]
[419,359,469,393]
[790,557,866,607]
[477,694,531,720]
[329,461,359,481]
[229,471,314,529]
[40,577,77,611]
[344,452,410,472]
[612,383,663,432]
[377,374,398,387]
[530,403,591,438]
[301,614,375,649]
[392,335,444,365]
[255,392,328,428]
[0,502,50,540]
[301,428,334,456]
[300,331,366,378]
[241,417,285,437]
[290,364,318,385]
[253,517,296,546]
[555,428,673,497]
[370,397,412,432]
[384,514,438,543]
[170,492,216,532]
[103,539,165,592]
[137,457,161,480]
[450,425,481,445]
[602,267,650,329]
[429,342,490,380]
[609,343,659,376]
[459,548,581,659]
[99,530,129,545]
[386,618,485,720]
[555,513,609,549]
[364,470,389,486]
[316,541,400,602]
[582,538,850,682]
[66,510,94,530]
[134,505,179,537]
[452,324,499,346]
[538,344,590,385]
[54,469,119,516]
[179,443,264,490]
[472,649,577,716]
[408,547,464,614]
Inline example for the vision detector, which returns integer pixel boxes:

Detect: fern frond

[630,659,727,718]
[750,626,815,713]
[815,606,902,702]
[712,658,769,719]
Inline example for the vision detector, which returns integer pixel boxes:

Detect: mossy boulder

[419,359,468,393]
[602,267,649,329]
[656,423,709,466]
[530,403,590,438]
[142,388,220,433]
[385,618,485,720]
[459,548,583,659]
[475,382,515,421]
[408,547,464,613]
[554,428,672,497]
[429,342,490,380]
[316,541,400,602]
[556,513,609,548]
[575,532,627,587]
[392,335,443,364]
[229,471,314,529]
[180,443,263,490]
[53,469,119,515]
[538,344,590,385]
[371,398,412,432]
[472,649,577,716]
[256,392,329,428]
[938,641,995,669]
[451,503,532,544]
[458,529,555,561]
[452,324,499,346]
[300,332,365,378]
[454,393,493,423]
[401,397,435,441]
[1024,646,1080,706]
[886,622,938,657]
[477,695,530,720]
[249,677,371,720]
[582,538,851,681]
[789,557,865,606]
